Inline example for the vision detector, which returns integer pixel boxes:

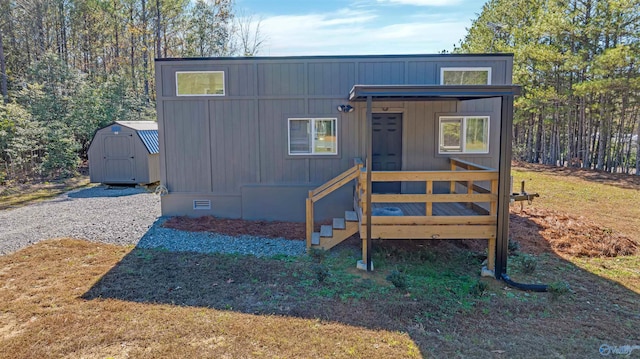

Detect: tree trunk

[35,0,45,60]
[142,0,149,101]
[636,113,640,175]
[58,0,68,64]
[596,96,607,170]
[130,4,136,95]
[0,26,7,103]
[155,0,161,59]
[114,0,120,59]
[526,112,534,162]
[534,112,542,163]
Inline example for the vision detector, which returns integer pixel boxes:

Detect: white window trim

[440,67,492,85]
[287,118,338,156]
[175,71,225,96]
[438,115,490,154]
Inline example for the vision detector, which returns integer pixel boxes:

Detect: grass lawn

[0,176,91,210]
[1,165,639,358]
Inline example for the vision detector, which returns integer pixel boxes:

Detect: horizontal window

[176,71,225,96]
[440,67,491,85]
[439,116,489,154]
[288,118,337,155]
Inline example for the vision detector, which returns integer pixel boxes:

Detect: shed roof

[115,121,158,131]
[107,121,159,154]
[137,130,159,154]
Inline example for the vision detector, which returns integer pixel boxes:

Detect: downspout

[498,94,548,292]
[365,95,373,271]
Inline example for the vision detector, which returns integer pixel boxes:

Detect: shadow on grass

[82,214,640,357]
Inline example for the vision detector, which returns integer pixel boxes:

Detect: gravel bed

[0,185,306,257]
[138,218,306,257]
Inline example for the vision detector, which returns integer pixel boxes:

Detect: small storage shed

[88,121,160,184]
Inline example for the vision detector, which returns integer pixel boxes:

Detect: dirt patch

[163,216,308,240]
[513,208,638,257]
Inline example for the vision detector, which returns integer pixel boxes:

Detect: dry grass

[0,177,91,210]
[0,239,419,359]
[517,208,638,257]
[512,163,640,242]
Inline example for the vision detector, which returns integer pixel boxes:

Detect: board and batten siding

[155,54,513,221]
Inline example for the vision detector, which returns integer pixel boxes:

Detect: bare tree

[235,11,265,57]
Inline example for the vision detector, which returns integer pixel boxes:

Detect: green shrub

[312,264,330,283]
[386,269,408,290]
[521,255,537,274]
[469,280,488,297]
[508,237,520,253]
[547,281,570,300]
[308,248,328,263]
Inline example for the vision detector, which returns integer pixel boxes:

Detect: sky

[234,0,486,56]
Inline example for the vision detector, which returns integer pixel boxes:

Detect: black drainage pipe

[501,273,548,292]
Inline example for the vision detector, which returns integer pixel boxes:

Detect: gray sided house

[88,121,160,185]
[154,54,520,277]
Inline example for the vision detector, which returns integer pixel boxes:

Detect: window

[288,118,337,155]
[440,67,491,85]
[439,116,489,154]
[176,71,225,96]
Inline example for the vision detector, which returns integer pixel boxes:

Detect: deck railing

[356,158,498,232]
[354,158,499,270]
[306,160,364,249]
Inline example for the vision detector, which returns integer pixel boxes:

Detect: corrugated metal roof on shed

[137,130,159,154]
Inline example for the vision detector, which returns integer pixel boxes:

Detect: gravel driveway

[0,186,160,255]
[0,185,306,257]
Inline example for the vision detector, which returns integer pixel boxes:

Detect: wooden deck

[306,158,499,273]
[371,202,480,217]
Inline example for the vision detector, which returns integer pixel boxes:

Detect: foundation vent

[193,199,211,210]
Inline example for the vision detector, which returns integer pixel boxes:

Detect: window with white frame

[439,116,489,154]
[440,67,491,85]
[176,71,225,96]
[288,118,337,155]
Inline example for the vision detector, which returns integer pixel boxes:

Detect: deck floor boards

[371,202,480,216]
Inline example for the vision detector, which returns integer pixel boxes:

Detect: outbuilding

[88,121,160,185]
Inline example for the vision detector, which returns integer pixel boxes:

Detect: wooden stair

[311,211,359,250]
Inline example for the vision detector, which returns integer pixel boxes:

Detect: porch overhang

[354,83,520,278]
[348,84,521,102]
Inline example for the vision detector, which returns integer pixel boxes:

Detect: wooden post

[365,95,373,271]
[426,181,433,216]
[306,192,313,250]
[490,179,498,215]
[487,237,496,271]
[449,162,456,194]
[466,180,473,208]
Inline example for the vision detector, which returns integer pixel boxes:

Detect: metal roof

[137,130,159,154]
[116,121,158,131]
[349,85,521,102]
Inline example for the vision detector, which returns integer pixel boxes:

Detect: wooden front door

[372,113,402,193]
